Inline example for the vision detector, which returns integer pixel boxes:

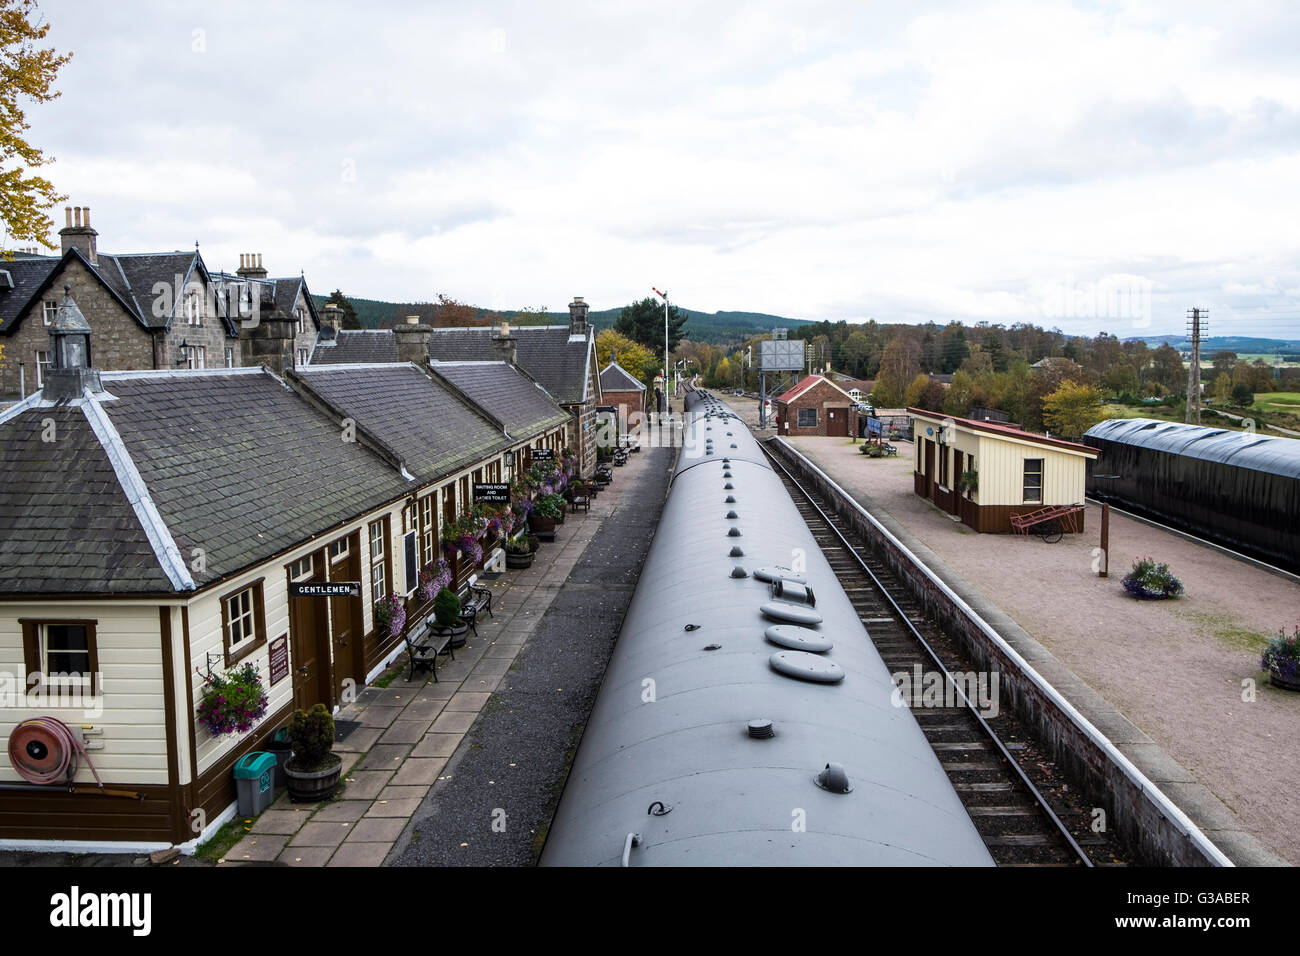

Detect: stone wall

[1,257,154,398]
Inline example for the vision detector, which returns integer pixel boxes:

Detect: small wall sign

[473,483,510,503]
[290,581,361,598]
[268,634,290,686]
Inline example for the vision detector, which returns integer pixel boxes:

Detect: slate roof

[310,330,399,364]
[599,360,645,393]
[0,405,172,594]
[291,364,511,483]
[310,325,596,406]
[0,248,238,336]
[431,361,570,439]
[0,256,60,328]
[0,368,415,596]
[207,271,319,329]
[776,374,854,404]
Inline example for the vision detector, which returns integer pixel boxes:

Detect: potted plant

[284,703,342,802]
[958,470,978,496]
[196,662,269,738]
[1121,556,1184,600]
[434,586,468,647]
[1261,622,1300,691]
[528,493,562,535]
[374,592,406,639]
[504,535,537,569]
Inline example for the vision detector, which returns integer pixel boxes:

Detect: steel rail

[760,442,1095,868]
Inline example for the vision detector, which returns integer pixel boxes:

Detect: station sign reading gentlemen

[290,582,361,598]
[474,483,511,503]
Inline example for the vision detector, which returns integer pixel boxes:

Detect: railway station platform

[206,444,674,867]
[778,431,1296,867]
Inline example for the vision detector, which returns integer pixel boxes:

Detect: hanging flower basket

[374,592,406,639]
[418,558,452,603]
[197,662,269,738]
[457,533,483,564]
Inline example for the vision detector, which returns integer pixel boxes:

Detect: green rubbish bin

[233,752,277,817]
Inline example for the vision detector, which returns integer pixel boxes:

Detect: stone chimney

[568,296,589,337]
[239,307,295,375]
[394,315,433,365]
[236,253,268,279]
[59,206,98,264]
[321,303,343,332]
[493,320,517,365]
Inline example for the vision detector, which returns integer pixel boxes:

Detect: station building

[0,297,568,849]
[597,348,646,440]
[775,374,855,437]
[309,298,603,476]
[909,408,1098,533]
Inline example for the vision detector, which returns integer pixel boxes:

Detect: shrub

[534,494,564,519]
[958,470,979,494]
[288,703,335,772]
[1261,623,1300,683]
[1121,557,1184,600]
[504,536,531,556]
[434,587,462,628]
[859,443,884,458]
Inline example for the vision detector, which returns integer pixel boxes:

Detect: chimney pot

[500,320,511,337]
[74,207,82,227]
[84,207,90,227]
[406,315,419,325]
[64,207,72,228]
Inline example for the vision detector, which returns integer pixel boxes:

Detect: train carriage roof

[1085,418,1300,479]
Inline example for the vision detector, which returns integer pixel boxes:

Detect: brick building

[597,348,646,440]
[774,374,855,437]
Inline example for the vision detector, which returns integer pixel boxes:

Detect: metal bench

[404,613,457,682]
[457,575,493,635]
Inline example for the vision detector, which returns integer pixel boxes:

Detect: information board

[473,483,510,503]
[268,635,289,686]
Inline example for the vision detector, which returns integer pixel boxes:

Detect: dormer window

[185,289,202,326]
[239,284,253,315]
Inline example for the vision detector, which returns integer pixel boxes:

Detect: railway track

[762,444,1133,867]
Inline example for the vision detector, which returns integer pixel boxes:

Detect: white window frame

[42,300,57,326]
[1023,458,1044,504]
[289,555,314,582]
[35,350,52,387]
[225,347,235,368]
[369,519,387,602]
[185,289,202,326]
[295,307,307,335]
[330,536,351,563]
[40,623,93,692]
[420,494,436,564]
[226,588,256,650]
[184,345,206,370]
[297,347,309,367]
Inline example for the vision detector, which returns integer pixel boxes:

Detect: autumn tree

[903,373,931,409]
[596,329,656,383]
[1041,380,1104,439]
[1,0,71,252]
[511,305,552,327]
[872,335,921,407]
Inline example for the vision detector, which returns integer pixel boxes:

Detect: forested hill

[310,295,811,344]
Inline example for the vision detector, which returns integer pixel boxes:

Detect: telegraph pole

[1185,308,1207,425]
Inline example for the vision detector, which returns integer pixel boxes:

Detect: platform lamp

[1093,474,1122,578]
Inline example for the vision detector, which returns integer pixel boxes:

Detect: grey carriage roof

[1085,418,1300,479]
[541,388,994,867]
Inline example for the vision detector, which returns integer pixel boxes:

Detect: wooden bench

[457,575,493,635]
[404,613,457,682]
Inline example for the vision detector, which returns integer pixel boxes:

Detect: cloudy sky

[18,0,1300,338]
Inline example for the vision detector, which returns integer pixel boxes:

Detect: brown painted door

[330,534,364,704]
[924,440,935,499]
[289,556,332,712]
[951,450,964,515]
[827,407,848,437]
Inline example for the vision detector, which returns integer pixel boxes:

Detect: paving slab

[224,833,289,863]
[310,800,371,824]
[327,842,393,867]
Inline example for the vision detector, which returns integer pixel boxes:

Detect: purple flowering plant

[1261,622,1300,684]
[197,662,268,737]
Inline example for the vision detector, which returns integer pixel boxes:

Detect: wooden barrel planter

[528,513,557,537]
[284,755,343,803]
[506,550,535,570]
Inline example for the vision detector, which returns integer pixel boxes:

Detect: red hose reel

[7,717,104,788]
